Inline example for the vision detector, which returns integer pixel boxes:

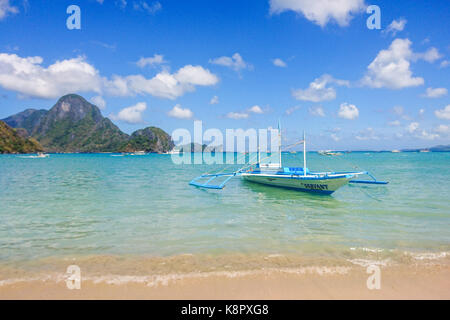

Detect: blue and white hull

[241,171,357,194]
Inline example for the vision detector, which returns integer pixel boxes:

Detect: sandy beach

[1,263,449,300]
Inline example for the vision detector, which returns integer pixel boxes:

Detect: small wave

[347,259,392,267]
[406,251,449,261]
[0,266,352,288]
[350,247,384,253]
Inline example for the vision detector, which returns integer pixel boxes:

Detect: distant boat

[420,149,430,153]
[36,152,49,158]
[19,152,49,159]
[318,150,342,156]
[166,149,181,154]
[190,124,388,195]
[130,151,146,156]
[391,150,401,153]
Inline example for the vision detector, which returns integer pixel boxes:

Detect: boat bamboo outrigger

[189,124,388,195]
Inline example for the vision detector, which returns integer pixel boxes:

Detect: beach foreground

[1,264,449,300]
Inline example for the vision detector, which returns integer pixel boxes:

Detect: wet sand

[1,264,449,299]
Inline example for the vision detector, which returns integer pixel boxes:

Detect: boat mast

[278,119,282,168]
[303,131,306,176]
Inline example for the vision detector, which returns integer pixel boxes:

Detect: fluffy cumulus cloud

[209,53,251,72]
[110,102,147,124]
[415,47,442,63]
[362,39,426,89]
[435,105,450,120]
[272,58,287,67]
[293,74,349,102]
[0,53,219,100]
[0,53,102,99]
[90,96,106,109]
[422,87,447,98]
[338,102,359,120]
[136,54,166,68]
[104,65,219,99]
[384,18,407,36]
[0,0,18,20]
[406,122,439,140]
[167,104,193,119]
[269,0,366,27]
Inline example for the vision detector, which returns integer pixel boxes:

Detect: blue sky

[0,0,449,150]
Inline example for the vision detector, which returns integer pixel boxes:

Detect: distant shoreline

[2,150,450,155]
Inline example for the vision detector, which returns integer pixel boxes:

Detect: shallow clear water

[0,152,449,268]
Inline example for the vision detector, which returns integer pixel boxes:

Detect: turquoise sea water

[0,152,449,275]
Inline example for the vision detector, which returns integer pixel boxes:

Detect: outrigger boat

[189,127,388,195]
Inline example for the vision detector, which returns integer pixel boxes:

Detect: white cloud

[404,122,439,140]
[210,95,219,104]
[0,0,18,20]
[90,96,106,109]
[167,104,193,119]
[110,102,147,124]
[285,105,300,115]
[309,105,325,117]
[269,0,366,27]
[225,105,264,119]
[209,53,251,72]
[0,53,102,99]
[104,65,219,99]
[422,87,447,98]
[384,18,407,36]
[393,105,404,116]
[435,105,450,120]
[293,74,349,102]
[407,122,419,133]
[419,108,425,115]
[248,105,263,114]
[362,39,424,89]
[418,130,439,140]
[272,58,287,67]
[440,60,450,68]
[0,53,219,100]
[133,1,161,14]
[226,112,249,119]
[136,54,166,68]
[338,102,359,120]
[414,47,442,63]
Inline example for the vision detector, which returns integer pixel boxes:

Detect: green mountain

[125,126,174,153]
[0,121,43,154]
[32,94,130,152]
[2,94,174,153]
[2,108,48,137]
